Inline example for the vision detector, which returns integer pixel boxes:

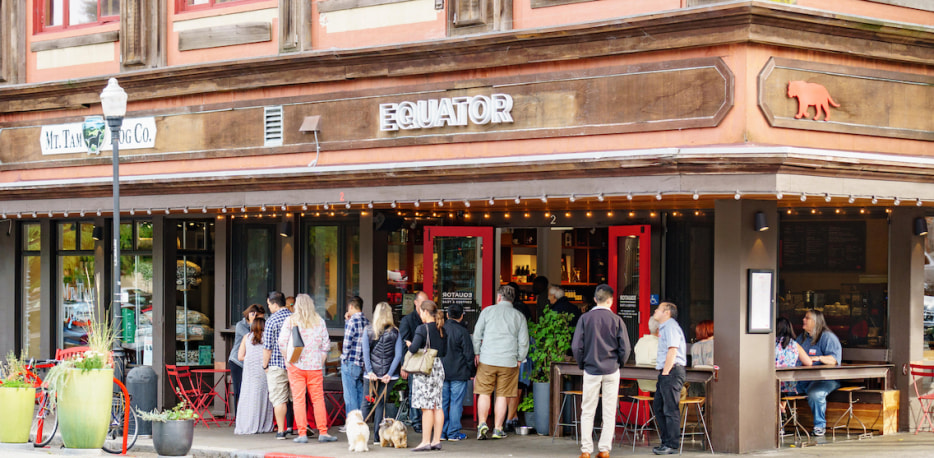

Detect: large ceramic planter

[532,381,551,435]
[58,368,113,449]
[153,420,194,456]
[0,386,36,443]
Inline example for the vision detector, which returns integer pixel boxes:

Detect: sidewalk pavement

[5,425,934,457]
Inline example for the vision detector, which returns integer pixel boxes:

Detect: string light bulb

[202,207,207,213]
[464,201,470,208]
[146,209,152,215]
[825,193,832,203]
[800,193,807,202]
[368,202,374,209]
[183,207,189,214]
[221,207,227,213]
[281,204,287,211]
[261,205,267,212]
[64,211,69,217]
[438,199,444,207]
[871,196,878,204]
[540,195,547,203]
[894,197,901,206]
[569,194,576,203]
[165,209,171,214]
[391,201,397,208]
[626,193,633,201]
[80,210,85,217]
[323,203,330,210]
[488,198,495,206]
[345,202,352,209]
[776,192,783,200]
[514,197,521,204]
[129,209,135,215]
[241,206,247,213]
[917,199,924,207]
[414,200,420,208]
[848,196,855,204]
[734,191,741,200]
[597,193,605,202]
[656,192,663,201]
[692,191,699,200]
[97,209,102,216]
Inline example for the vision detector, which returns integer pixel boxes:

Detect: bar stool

[779,395,810,445]
[679,397,713,454]
[831,386,871,439]
[627,394,657,451]
[552,390,582,444]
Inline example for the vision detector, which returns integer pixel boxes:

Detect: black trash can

[126,366,157,436]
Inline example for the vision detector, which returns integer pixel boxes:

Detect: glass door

[423,226,494,331]
[609,225,651,347]
[231,222,277,322]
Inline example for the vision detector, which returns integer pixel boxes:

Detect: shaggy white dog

[345,409,370,452]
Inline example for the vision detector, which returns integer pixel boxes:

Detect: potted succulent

[137,400,199,456]
[44,275,118,449]
[527,305,574,435]
[0,351,36,444]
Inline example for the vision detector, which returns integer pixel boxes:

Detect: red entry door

[608,225,651,345]
[423,226,495,329]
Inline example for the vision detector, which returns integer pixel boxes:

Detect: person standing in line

[472,285,529,440]
[362,302,404,444]
[278,294,339,443]
[571,284,631,458]
[400,291,428,433]
[262,291,294,440]
[504,282,528,432]
[633,317,660,393]
[341,296,370,417]
[651,302,686,455]
[531,276,550,323]
[228,304,264,410]
[796,309,842,437]
[234,316,274,435]
[409,300,447,451]
[440,303,475,441]
[548,284,582,327]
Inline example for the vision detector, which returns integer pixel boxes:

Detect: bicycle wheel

[102,391,139,454]
[33,389,58,447]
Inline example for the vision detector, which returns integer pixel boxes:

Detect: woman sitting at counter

[795,309,842,437]
[775,316,813,396]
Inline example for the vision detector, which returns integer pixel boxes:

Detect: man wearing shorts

[472,285,529,440]
[263,291,293,440]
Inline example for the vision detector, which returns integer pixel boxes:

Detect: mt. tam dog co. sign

[40,117,157,155]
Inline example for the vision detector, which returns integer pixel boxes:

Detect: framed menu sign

[780,221,866,272]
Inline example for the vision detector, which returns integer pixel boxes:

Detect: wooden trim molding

[317,0,407,14]
[30,31,119,53]
[531,0,595,9]
[120,0,164,69]
[1,0,27,83]
[178,22,272,52]
[758,57,934,141]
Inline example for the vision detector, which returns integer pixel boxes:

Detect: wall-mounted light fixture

[754,211,769,232]
[914,217,928,236]
[301,115,322,167]
[279,221,293,238]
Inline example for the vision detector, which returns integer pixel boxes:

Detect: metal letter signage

[40,117,157,155]
[379,93,514,131]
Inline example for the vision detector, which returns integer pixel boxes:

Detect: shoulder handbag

[402,324,437,375]
[288,323,305,364]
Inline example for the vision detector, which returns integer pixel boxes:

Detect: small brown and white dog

[345,409,370,452]
[378,418,408,448]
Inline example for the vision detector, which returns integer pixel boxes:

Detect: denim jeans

[804,380,841,429]
[442,380,468,438]
[341,361,365,413]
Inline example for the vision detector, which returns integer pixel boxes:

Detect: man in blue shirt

[796,309,842,437]
[342,296,370,416]
[651,302,686,455]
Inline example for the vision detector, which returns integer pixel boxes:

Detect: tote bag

[288,324,305,364]
[402,324,437,376]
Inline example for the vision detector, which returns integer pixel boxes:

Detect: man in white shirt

[633,317,660,393]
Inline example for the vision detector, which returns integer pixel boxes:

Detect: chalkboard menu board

[781,221,866,272]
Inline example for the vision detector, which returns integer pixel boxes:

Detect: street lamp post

[100,78,127,368]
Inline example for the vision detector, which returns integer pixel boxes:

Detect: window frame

[34,0,120,34]
[300,219,360,329]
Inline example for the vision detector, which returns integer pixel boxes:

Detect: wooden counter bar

[551,362,716,437]
[775,364,895,390]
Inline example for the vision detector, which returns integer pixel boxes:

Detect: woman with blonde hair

[362,301,404,444]
[277,294,337,443]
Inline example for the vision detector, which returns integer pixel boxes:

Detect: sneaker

[276,432,288,440]
[477,423,489,440]
[293,435,308,443]
[491,428,507,439]
[504,418,518,433]
[318,434,338,442]
[448,433,467,441]
[813,427,826,437]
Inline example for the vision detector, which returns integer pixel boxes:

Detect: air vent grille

[264,106,283,147]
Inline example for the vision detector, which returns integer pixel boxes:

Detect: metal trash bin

[126,366,157,436]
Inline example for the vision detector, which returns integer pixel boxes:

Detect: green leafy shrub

[527,305,574,383]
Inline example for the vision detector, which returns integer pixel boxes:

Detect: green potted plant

[0,351,36,444]
[527,305,574,435]
[137,400,199,456]
[385,378,407,420]
[517,393,535,432]
[45,275,118,449]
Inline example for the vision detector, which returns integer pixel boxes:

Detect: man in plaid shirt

[341,296,370,415]
[263,291,293,439]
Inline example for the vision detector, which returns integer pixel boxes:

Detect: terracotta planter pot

[0,386,36,443]
[153,420,195,456]
[58,368,113,449]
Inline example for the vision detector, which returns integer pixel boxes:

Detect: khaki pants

[580,369,620,454]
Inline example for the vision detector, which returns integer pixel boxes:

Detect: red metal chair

[55,346,90,361]
[910,361,934,434]
[165,365,212,428]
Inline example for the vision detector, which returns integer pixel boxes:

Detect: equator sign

[379,94,514,132]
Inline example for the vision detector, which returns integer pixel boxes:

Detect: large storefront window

[302,222,359,328]
[22,223,42,359]
[120,220,153,365]
[923,216,933,350]
[57,221,96,349]
[174,220,215,366]
[230,222,277,324]
[663,215,715,344]
[778,212,889,349]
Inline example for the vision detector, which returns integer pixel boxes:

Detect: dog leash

[364,380,389,423]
